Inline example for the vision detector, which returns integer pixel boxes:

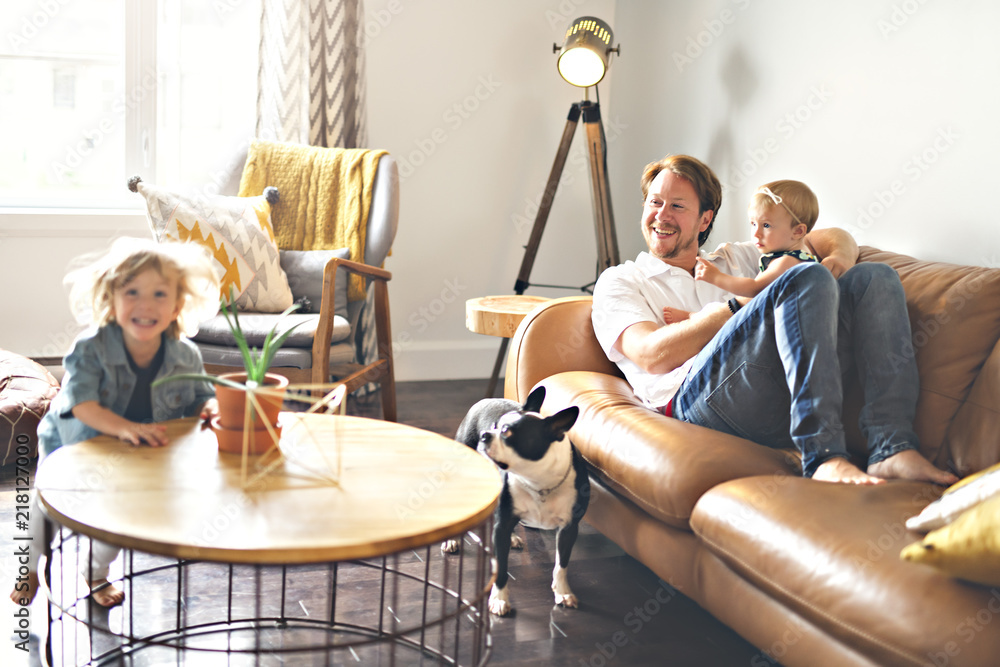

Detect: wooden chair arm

[311,257,396,421]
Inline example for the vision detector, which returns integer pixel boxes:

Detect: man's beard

[648,224,700,260]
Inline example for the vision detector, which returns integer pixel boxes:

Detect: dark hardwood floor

[2,379,769,666]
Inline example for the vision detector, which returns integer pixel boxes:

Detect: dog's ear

[545,406,579,440]
[523,385,546,413]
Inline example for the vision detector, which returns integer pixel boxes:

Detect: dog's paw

[510,534,525,550]
[440,538,461,554]
[551,566,577,608]
[553,591,578,608]
[488,585,512,616]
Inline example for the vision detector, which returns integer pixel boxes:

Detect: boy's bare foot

[9,570,39,606]
[813,457,886,485]
[89,579,125,607]
[868,449,959,485]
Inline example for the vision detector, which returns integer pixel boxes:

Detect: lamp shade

[554,16,616,88]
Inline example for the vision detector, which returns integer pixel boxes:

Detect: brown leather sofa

[504,247,1000,667]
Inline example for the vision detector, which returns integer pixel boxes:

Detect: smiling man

[591,154,956,486]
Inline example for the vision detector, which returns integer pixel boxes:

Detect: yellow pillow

[129,176,294,313]
[900,494,1000,586]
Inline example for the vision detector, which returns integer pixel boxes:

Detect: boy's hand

[119,423,168,447]
[199,398,219,425]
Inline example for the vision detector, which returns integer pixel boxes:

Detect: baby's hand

[663,307,691,324]
[120,423,168,447]
[694,257,720,283]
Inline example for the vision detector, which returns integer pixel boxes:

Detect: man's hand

[620,302,732,374]
[805,228,859,278]
[821,255,851,279]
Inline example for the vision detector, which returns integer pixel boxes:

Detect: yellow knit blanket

[238,140,388,302]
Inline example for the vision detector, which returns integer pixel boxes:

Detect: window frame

[0,0,155,231]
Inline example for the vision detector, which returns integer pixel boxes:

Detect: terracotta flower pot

[211,416,281,455]
[214,372,289,431]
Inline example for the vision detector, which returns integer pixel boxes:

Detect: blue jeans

[672,262,918,477]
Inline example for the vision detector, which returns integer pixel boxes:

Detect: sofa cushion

[539,371,801,529]
[940,340,1000,476]
[855,248,1000,470]
[192,312,351,349]
[280,248,350,320]
[691,476,1000,667]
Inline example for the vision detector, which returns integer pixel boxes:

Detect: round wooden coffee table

[37,414,501,665]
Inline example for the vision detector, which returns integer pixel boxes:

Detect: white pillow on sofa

[906,462,1000,532]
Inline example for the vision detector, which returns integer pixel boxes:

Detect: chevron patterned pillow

[129,178,294,313]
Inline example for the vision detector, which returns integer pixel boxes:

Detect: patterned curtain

[257,0,379,399]
[257,0,368,149]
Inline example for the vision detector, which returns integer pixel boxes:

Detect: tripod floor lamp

[485,17,621,396]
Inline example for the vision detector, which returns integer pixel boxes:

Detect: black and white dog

[451,386,589,616]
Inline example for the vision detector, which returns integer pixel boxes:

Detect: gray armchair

[192,153,399,421]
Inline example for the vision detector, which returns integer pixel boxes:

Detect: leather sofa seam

[698,532,927,667]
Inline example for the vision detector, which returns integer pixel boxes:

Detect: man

[591,154,956,485]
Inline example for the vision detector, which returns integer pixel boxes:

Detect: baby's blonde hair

[748,180,819,232]
[66,237,220,338]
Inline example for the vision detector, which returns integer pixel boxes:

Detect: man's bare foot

[89,579,125,607]
[868,449,959,485]
[813,457,886,485]
[9,570,39,606]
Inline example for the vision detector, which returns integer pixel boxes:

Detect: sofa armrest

[505,296,622,402]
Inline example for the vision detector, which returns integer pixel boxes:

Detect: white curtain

[256,0,368,149]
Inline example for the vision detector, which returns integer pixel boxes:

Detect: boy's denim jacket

[37,324,215,457]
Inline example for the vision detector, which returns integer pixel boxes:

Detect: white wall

[6,1,998,383]
[365,0,617,381]
[608,0,1000,267]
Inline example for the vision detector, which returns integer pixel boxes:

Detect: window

[0,0,259,210]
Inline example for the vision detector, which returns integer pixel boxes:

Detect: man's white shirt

[591,241,761,409]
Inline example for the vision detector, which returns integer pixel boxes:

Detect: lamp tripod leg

[582,101,619,273]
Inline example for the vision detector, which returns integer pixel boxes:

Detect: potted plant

[154,291,302,454]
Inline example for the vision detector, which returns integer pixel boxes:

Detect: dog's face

[478,407,578,474]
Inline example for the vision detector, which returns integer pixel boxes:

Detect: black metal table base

[44,524,495,666]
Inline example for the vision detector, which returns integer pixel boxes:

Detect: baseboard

[393,338,504,382]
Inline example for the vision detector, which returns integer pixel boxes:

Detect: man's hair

[640,155,723,247]
[748,180,819,232]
